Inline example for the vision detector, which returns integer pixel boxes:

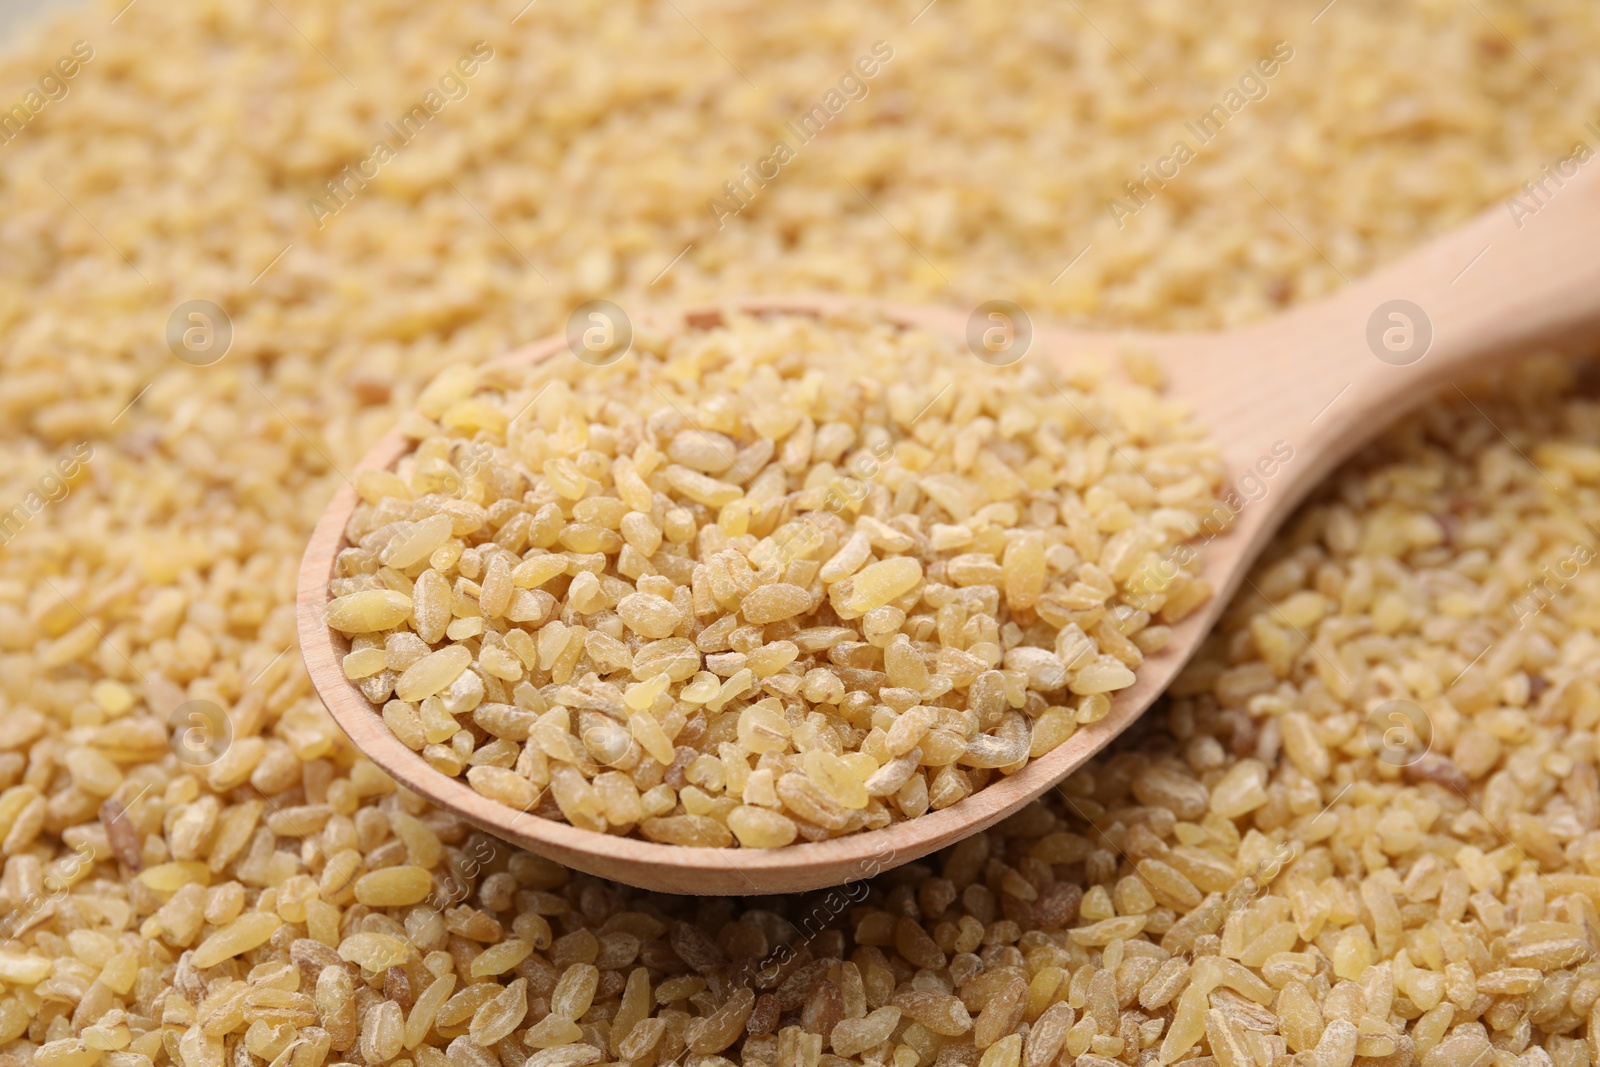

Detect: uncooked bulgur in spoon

[322,309,1225,849]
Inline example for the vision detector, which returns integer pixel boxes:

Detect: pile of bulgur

[2,1,1599,1067]
[326,311,1224,846]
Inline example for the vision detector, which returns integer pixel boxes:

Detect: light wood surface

[297,169,1600,896]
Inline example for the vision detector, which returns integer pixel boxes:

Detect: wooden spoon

[298,170,1600,896]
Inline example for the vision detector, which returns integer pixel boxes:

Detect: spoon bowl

[298,171,1600,895]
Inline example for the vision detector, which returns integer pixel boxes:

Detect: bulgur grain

[330,312,1226,844]
[3,0,1600,1065]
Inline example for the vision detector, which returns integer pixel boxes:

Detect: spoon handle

[1123,166,1600,634]
[1318,162,1600,392]
[1194,165,1600,510]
